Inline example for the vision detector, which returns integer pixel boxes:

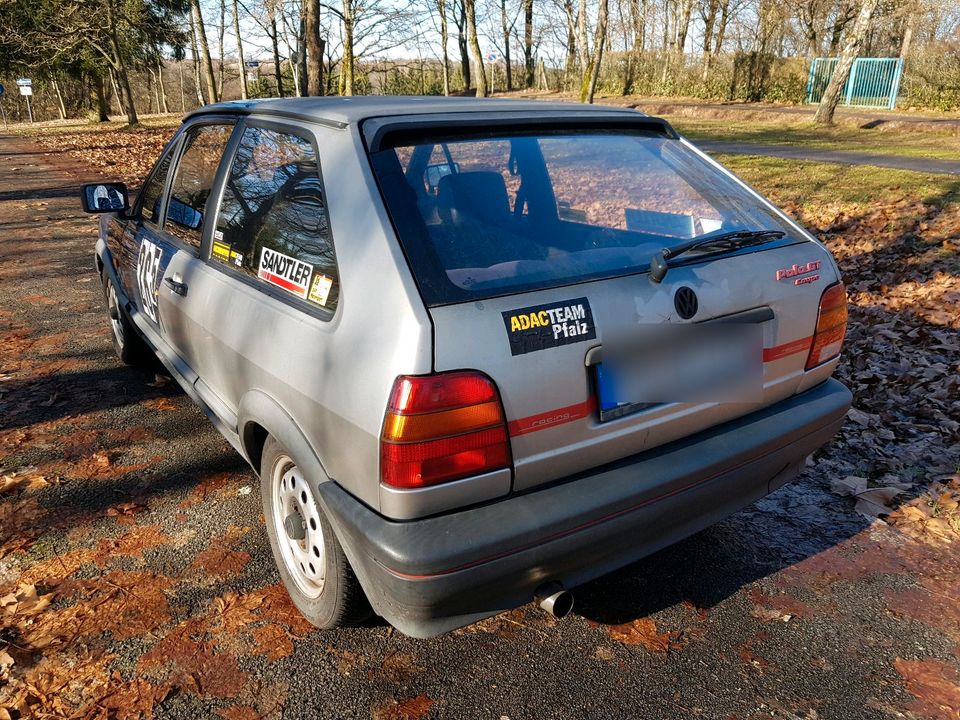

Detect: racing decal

[211,240,231,263]
[308,273,333,307]
[136,238,163,323]
[258,247,312,299]
[776,260,821,286]
[502,297,596,356]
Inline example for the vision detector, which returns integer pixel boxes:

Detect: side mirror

[426,162,457,192]
[81,182,130,215]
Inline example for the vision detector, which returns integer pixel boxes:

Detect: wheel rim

[107,283,124,348]
[271,455,325,598]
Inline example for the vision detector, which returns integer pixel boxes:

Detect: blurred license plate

[594,324,764,422]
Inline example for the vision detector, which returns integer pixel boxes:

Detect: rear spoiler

[362,112,679,153]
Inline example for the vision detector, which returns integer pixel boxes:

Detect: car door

[159,121,341,427]
[148,121,236,382]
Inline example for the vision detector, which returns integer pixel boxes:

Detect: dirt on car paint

[0,129,958,719]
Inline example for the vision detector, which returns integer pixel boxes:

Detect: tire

[260,435,372,629]
[101,270,149,366]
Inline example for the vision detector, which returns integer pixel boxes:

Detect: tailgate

[430,242,839,492]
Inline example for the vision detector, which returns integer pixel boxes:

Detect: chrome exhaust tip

[535,582,574,619]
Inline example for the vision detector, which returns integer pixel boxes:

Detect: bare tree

[304,0,324,95]
[815,0,881,124]
[190,0,219,103]
[580,0,609,102]
[435,0,452,94]
[465,0,487,95]
[524,0,535,87]
[342,0,356,95]
[233,0,249,99]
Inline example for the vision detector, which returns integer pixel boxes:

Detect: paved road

[1,133,958,720]
[694,139,960,175]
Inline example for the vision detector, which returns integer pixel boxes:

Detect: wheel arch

[237,390,331,487]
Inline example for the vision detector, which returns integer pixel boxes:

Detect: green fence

[806,58,904,110]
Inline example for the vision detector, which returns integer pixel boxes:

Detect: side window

[164,124,233,249]
[213,126,339,312]
[138,145,177,226]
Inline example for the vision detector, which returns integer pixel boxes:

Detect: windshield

[370,131,804,305]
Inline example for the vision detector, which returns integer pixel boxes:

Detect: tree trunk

[576,0,588,71]
[158,60,169,113]
[342,0,355,96]
[191,0,219,103]
[232,0,249,99]
[218,0,226,98]
[465,0,487,96]
[297,15,308,95]
[149,68,160,114]
[580,0,608,103]
[189,9,206,104]
[500,0,512,91]
[523,0,534,87]
[106,1,138,125]
[93,72,109,122]
[436,0,451,95]
[700,0,718,80]
[814,0,879,125]
[563,0,577,88]
[52,77,67,120]
[269,8,284,97]
[899,12,915,59]
[304,0,324,96]
[454,0,471,88]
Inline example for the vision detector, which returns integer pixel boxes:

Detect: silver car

[83,97,852,638]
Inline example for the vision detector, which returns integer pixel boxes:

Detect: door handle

[164,277,188,296]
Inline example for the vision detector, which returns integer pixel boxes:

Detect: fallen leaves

[603,616,680,653]
[895,657,960,720]
[889,477,960,545]
[372,695,435,720]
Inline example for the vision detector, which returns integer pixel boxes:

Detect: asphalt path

[693,139,960,175]
[1,133,958,719]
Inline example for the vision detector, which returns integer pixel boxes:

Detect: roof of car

[185,96,645,126]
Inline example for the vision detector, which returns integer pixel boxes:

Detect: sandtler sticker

[502,297,596,356]
[308,274,333,307]
[258,247,312,299]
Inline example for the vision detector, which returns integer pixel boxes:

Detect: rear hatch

[366,114,840,492]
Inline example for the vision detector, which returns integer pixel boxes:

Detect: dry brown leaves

[895,657,960,720]
[603,616,680,653]
[889,477,960,545]
[32,128,175,187]
[371,695,435,720]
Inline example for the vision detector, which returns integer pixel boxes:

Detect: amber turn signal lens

[806,282,847,370]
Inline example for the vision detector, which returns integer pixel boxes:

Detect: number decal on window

[137,238,163,323]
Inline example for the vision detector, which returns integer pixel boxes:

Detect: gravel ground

[1,132,958,720]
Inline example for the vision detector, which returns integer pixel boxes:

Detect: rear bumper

[319,378,851,638]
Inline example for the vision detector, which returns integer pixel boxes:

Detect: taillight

[380,371,511,489]
[805,282,847,370]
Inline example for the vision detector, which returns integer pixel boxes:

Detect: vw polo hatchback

[83,97,852,638]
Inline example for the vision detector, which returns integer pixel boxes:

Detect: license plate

[594,362,657,422]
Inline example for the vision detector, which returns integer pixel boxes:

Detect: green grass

[671,116,960,161]
[714,153,960,207]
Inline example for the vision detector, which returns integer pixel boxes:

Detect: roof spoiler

[363,113,679,153]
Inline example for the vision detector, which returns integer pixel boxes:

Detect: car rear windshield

[369,129,804,306]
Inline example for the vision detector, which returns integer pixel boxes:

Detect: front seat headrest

[437,171,511,226]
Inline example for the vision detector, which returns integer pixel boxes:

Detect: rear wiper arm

[649,229,786,284]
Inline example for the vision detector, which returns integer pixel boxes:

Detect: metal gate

[806,58,904,110]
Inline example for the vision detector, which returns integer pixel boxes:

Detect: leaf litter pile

[0,127,959,719]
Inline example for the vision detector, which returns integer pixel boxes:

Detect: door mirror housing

[81,182,130,215]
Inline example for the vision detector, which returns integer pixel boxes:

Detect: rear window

[370,131,804,305]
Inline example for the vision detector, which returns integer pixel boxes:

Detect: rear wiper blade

[649,229,786,284]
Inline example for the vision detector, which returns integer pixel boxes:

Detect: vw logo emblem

[674,286,699,319]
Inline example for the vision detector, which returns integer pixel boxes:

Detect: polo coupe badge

[776,260,821,286]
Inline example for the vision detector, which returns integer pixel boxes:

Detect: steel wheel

[107,282,125,349]
[271,455,325,598]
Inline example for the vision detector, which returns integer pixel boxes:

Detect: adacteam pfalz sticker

[502,297,596,356]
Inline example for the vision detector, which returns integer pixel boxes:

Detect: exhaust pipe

[535,582,574,619]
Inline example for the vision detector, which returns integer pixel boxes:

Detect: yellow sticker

[308,273,333,307]
[212,241,231,262]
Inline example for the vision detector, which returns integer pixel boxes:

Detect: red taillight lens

[380,371,511,489]
[805,282,847,370]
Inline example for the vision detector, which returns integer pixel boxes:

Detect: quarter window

[213,126,339,312]
[164,124,233,249]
